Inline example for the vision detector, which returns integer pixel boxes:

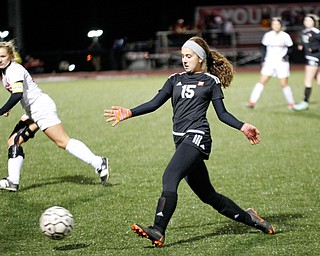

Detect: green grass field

[0,70,319,255]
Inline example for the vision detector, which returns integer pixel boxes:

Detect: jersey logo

[198,81,204,86]
[176,82,182,86]
[156,212,164,217]
[302,34,310,43]
[5,82,12,92]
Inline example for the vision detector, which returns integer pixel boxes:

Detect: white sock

[65,138,102,171]
[249,83,264,104]
[8,156,24,184]
[282,86,295,105]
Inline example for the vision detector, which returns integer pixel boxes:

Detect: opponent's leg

[247,75,270,108]
[247,83,264,108]
[1,120,38,192]
[279,78,295,109]
[44,123,109,184]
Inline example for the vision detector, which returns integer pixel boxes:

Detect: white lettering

[196,3,320,26]
[233,8,248,24]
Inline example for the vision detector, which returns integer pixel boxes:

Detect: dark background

[1,0,315,52]
[0,1,317,72]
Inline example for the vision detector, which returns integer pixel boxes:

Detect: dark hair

[306,14,319,28]
[190,36,234,88]
[271,17,282,25]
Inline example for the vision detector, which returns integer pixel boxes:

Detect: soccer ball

[39,206,74,240]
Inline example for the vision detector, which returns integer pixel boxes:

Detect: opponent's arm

[0,81,24,116]
[283,45,294,61]
[261,45,267,63]
[0,92,23,116]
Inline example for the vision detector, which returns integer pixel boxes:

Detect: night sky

[1,0,316,54]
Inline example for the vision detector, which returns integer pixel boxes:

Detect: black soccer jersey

[160,71,224,135]
[301,27,320,62]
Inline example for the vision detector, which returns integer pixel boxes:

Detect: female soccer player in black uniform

[104,36,276,246]
[294,14,320,111]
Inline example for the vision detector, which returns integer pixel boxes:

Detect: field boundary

[33,64,304,82]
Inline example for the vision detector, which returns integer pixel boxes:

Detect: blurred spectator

[168,19,192,47]
[204,15,225,45]
[111,37,127,70]
[59,61,71,72]
[260,11,271,29]
[23,55,44,74]
[87,37,104,71]
[205,14,218,29]
[282,11,294,28]
[170,19,188,33]
[223,18,235,46]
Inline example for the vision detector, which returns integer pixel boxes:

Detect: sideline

[33,65,304,82]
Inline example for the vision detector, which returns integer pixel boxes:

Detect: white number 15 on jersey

[181,84,196,98]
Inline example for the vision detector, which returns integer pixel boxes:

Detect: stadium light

[87,29,103,38]
[0,30,9,41]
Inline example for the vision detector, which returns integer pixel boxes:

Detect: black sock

[218,195,253,226]
[153,191,178,234]
[304,87,312,102]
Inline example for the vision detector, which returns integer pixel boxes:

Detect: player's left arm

[212,98,243,129]
[212,98,260,145]
[0,81,23,116]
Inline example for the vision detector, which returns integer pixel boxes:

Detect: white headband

[182,40,207,60]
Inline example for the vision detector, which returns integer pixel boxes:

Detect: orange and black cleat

[131,223,165,247]
[246,208,276,234]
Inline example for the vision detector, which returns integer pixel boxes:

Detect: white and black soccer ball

[39,206,74,240]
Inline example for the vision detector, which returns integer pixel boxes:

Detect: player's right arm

[104,90,170,127]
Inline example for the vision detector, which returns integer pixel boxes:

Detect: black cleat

[97,157,109,185]
[246,208,276,234]
[131,223,165,247]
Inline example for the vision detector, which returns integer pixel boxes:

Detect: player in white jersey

[246,17,295,109]
[0,41,109,192]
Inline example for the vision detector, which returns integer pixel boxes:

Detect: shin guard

[153,191,178,234]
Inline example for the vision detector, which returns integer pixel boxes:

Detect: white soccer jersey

[262,30,293,62]
[1,62,42,109]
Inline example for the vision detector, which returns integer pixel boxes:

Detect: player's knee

[55,139,68,149]
[15,127,35,144]
[23,127,35,142]
[8,144,25,159]
[9,121,36,145]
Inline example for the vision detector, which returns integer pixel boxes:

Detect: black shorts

[174,132,212,160]
[306,59,319,66]
[305,55,320,66]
